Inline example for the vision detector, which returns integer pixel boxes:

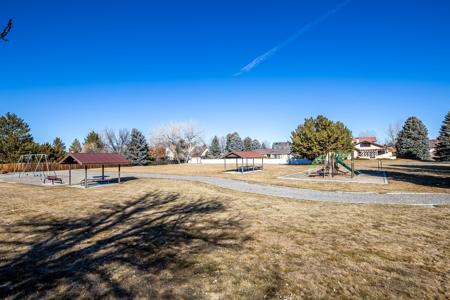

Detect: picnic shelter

[222,151,265,173]
[59,153,129,187]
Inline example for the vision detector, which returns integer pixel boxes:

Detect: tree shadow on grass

[387,164,450,174]
[0,191,246,299]
[386,165,450,188]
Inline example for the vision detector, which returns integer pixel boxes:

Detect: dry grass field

[115,159,450,193]
[0,179,449,299]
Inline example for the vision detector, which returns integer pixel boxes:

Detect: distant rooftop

[429,139,438,148]
[353,136,377,144]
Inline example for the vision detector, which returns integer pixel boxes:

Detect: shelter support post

[262,158,264,170]
[241,158,244,173]
[118,165,121,184]
[84,165,88,188]
[351,151,355,178]
[102,165,105,180]
[252,158,255,170]
[69,164,72,186]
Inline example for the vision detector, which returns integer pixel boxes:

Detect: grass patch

[113,159,450,193]
[0,179,449,298]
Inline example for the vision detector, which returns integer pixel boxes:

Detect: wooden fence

[1,163,107,174]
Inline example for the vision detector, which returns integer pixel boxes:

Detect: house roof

[60,153,129,165]
[222,151,266,159]
[272,142,291,150]
[354,141,386,149]
[353,136,377,143]
[429,139,438,148]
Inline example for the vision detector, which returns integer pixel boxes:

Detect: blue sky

[1,0,449,146]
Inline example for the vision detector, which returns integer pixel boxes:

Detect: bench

[44,175,63,184]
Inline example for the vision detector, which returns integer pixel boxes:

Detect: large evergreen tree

[291,115,353,160]
[52,137,67,161]
[225,132,243,152]
[251,139,261,150]
[0,112,35,163]
[435,111,450,161]
[243,136,253,151]
[126,128,150,166]
[69,138,82,153]
[396,116,430,160]
[37,142,55,160]
[208,135,222,158]
[83,131,104,152]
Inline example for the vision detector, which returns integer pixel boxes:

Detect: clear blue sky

[1,0,449,146]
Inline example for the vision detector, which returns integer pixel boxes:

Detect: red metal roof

[222,151,266,159]
[60,153,129,165]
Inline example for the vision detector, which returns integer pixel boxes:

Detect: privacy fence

[1,163,109,174]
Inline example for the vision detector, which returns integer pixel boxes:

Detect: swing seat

[44,175,63,184]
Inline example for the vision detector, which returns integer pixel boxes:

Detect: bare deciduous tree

[219,136,226,154]
[103,128,130,154]
[385,122,402,146]
[150,121,203,163]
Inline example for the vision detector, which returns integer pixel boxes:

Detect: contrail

[234,0,352,76]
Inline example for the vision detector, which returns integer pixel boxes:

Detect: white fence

[188,158,311,165]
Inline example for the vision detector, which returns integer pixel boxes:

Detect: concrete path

[124,172,450,205]
[1,171,449,205]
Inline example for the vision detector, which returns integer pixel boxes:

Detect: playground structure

[307,152,360,178]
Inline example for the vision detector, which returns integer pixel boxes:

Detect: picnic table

[80,175,110,186]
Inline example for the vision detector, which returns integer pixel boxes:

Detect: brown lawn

[114,159,450,193]
[0,179,449,299]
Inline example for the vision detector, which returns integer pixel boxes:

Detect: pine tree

[52,137,67,161]
[435,111,450,161]
[225,132,243,152]
[243,136,253,151]
[0,112,35,163]
[69,139,82,153]
[37,142,55,160]
[396,116,430,160]
[251,139,261,150]
[83,131,104,152]
[291,115,353,160]
[126,128,150,166]
[209,135,222,158]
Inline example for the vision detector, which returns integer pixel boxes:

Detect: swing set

[13,154,60,182]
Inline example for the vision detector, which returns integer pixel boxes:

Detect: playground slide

[336,158,361,175]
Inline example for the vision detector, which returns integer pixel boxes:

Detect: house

[429,139,438,158]
[188,145,209,163]
[255,142,292,160]
[352,136,395,159]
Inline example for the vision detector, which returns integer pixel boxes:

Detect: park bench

[44,175,63,184]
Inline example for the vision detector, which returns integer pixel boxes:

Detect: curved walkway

[125,173,450,205]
